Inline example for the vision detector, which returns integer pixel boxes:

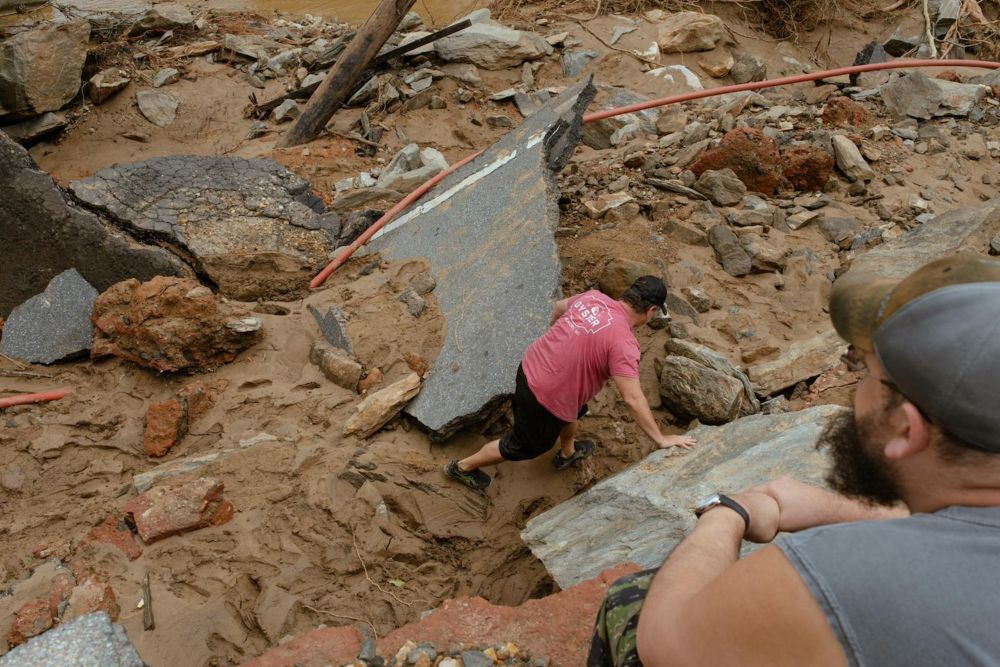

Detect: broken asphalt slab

[0,611,144,667]
[0,269,97,364]
[69,155,337,300]
[370,77,597,439]
[0,130,186,318]
[521,405,847,588]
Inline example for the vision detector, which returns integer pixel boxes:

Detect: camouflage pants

[587,569,657,667]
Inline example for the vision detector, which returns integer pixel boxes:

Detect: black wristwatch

[693,493,751,534]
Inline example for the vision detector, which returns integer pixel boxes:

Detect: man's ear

[884,402,931,460]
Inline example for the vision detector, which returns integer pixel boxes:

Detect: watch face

[694,493,721,514]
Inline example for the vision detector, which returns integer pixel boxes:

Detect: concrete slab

[0,269,97,364]
[0,612,144,666]
[69,155,336,301]
[522,405,846,588]
[371,77,596,439]
[0,130,186,318]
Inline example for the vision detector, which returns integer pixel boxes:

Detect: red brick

[87,516,143,560]
[124,477,234,543]
[8,599,53,647]
[63,578,120,622]
[144,399,186,457]
[821,96,875,129]
[781,145,835,192]
[243,564,641,667]
[47,573,75,620]
[690,128,782,195]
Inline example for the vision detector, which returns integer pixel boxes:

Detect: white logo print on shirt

[567,298,613,334]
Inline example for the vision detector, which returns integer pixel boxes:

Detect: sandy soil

[3,1,999,665]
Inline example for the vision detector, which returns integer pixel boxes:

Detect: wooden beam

[278,0,417,148]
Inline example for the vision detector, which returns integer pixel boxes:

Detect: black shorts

[498,365,587,462]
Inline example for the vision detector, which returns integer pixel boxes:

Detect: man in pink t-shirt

[444,276,697,490]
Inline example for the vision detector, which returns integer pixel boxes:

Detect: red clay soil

[244,564,641,667]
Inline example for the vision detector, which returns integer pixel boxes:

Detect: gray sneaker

[443,460,492,490]
[553,439,596,470]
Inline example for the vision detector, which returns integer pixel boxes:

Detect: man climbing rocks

[444,276,697,490]
[588,254,1000,667]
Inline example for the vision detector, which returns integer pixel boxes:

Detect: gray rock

[271,99,300,123]
[818,216,862,248]
[523,405,848,587]
[659,356,744,423]
[343,373,422,438]
[309,304,352,353]
[408,644,438,664]
[399,287,426,317]
[880,71,987,119]
[646,177,705,200]
[832,135,874,181]
[0,269,97,364]
[54,0,151,36]
[135,90,178,127]
[0,20,90,120]
[708,225,752,277]
[69,155,332,300]
[1,112,66,144]
[310,341,362,391]
[0,131,186,317]
[370,78,596,439]
[221,33,286,61]
[0,612,143,666]
[730,52,766,84]
[152,67,180,88]
[740,233,787,272]
[695,169,747,206]
[666,338,759,416]
[434,19,553,70]
[86,68,130,104]
[410,272,437,295]
[582,88,658,150]
[461,651,494,667]
[133,2,192,31]
[990,232,1000,257]
[747,328,845,396]
[562,49,599,77]
[680,287,712,313]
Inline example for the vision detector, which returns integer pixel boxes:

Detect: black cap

[628,275,667,311]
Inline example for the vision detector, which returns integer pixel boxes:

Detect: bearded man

[587,253,1000,667]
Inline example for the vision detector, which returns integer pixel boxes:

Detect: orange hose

[0,389,73,409]
[310,58,1000,287]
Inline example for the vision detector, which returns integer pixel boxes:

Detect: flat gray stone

[562,49,599,77]
[135,90,178,127]
[433,19,553,70]
[54,0,151,36]
[0,269,97,364]
[371,78,596,439]
[69,155,335,300]
[522,405,848,587]
[309,304,352,353]
[880,71,988,119]
[0,612,143,667]
[0,130,186,317]
[0,112,66,144]
[746,328,845,396]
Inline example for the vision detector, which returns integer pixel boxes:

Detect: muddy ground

[2,1,999,665]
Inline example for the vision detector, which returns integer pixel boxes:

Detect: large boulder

[666,338,759,415]
[90,277,263,372]
[370,79,596,439]
[656,12,726,53]
[659,356,744,423]
[598,258,660,300]
[70,155,337,300]
[691,128,782,195]
[522,405,848,587]
[434,13,552,70]
[0,269,97,364]
[0,20,90,120]
[746,328,846,396]
[0,130,187,318]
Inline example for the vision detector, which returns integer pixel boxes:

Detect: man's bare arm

[613,375,696,449]
[549,298,570,326]
[750,476,909,532]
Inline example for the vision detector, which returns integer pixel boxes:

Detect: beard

[820,411,903,507]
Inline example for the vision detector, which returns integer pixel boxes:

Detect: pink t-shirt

[522,290,640,422]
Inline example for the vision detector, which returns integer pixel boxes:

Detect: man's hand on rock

[658,434,697,450]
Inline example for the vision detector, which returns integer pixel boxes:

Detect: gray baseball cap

[830,254,1000,452]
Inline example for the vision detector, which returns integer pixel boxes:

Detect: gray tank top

[776,506,1000,667]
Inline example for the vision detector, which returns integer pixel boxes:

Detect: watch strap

[713,494,751,535]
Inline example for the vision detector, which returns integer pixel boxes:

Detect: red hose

[0,389,73,409]
[310,58,999,287]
